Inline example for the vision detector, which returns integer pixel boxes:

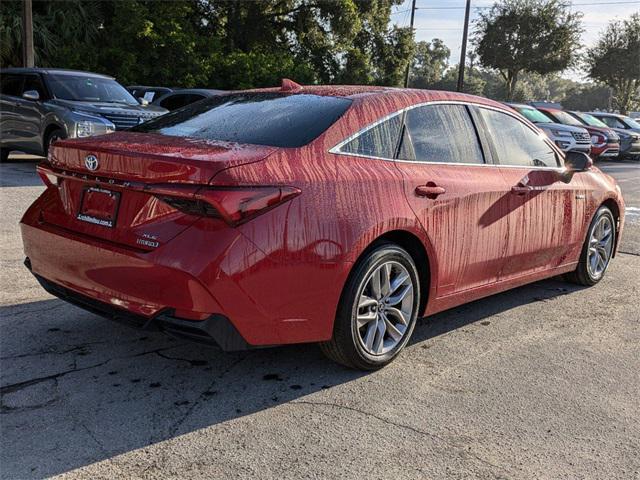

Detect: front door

[13,74,48,155]
[476,106,586,277]
[393,103,512,296]
[0,74,24,148]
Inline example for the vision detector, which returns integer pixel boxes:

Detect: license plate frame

[77,186,121,228]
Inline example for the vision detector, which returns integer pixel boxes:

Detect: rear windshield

[131,92,352,148]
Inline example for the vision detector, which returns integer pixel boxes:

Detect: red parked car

[21,84,625,369]
[536,106,620,159]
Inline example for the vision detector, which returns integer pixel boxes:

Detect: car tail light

[156,186,301,226]
[37,164,59,187]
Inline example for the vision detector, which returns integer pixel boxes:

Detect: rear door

[476,106,586,277]
[393,103,512,296]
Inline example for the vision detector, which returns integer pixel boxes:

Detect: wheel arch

[348,229,434,317]
[600,197,622,257]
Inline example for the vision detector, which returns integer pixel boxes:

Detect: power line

[416,1,640,9]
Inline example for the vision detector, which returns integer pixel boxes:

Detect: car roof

[587,111,624,118]
[168,88,225,96]
[0,67,113,79]
[240,84,508,111]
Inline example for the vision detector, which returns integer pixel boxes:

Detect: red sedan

[21,84,625,369]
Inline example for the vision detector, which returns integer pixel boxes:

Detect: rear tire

[320,243,420,370]
[0,148,10,163]
[44,128,66,157]
[565,206,615,286]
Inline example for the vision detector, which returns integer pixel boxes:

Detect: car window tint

[480,108,558,167]
[134,93,352,148]
[339,115,402,158]
[23,75,46,98]
[397,104,483,164]
[0,74,23,97]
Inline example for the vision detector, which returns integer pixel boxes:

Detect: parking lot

[1,158,638,479]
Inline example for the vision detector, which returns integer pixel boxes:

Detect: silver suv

[0,68,167,162]
[506,103,592,154]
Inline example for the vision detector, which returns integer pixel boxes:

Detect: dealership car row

[1,67,640,163]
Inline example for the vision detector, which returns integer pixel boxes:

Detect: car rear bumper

[27,263,251,350]
[20,194,344,347]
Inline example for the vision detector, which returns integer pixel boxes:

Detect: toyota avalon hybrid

[21,82,625,369]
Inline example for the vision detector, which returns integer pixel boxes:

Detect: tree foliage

[408,39,450,89]
[474,0,582,100]
[1,0,413,89]
[586,13,640,114]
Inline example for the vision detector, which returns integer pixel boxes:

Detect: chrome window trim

[329,99,564,171]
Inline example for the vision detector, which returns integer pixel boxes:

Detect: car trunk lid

[41,132,276,250]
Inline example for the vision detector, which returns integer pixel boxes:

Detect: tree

[2,0,413,89]
[586,13,640,114]
[408,39,450,89]
[474,0,582,101]
[562,84,611,111]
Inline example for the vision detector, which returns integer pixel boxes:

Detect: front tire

[44,128,66,157]
[320,243,420,370]
[0,148,10,163]
[565,206,615,286]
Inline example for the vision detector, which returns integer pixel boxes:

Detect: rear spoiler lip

[38,162,203,194]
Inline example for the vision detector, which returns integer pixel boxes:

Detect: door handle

[415,184,446,199]
[511,185,532,195]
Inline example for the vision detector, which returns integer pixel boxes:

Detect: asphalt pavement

[0,157,638,480]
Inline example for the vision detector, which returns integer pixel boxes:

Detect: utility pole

[456,0,471,92]
[22,0,35,67]
[404,0,417,88]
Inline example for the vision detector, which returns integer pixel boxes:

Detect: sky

[391,0,640,78]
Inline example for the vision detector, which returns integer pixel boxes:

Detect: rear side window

[0,74,23,97]
[338,115,402,158]
[480,108,558,167]
[398,104,484,164]
[133,93,352,148]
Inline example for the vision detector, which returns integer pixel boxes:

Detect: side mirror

[561,151,593,183]
[138,97,149,106]
[22,90,40,101]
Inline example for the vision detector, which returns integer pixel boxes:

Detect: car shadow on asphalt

[0,159,44,188]
[0,276,583,479]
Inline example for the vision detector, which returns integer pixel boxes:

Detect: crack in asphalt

[0,342,107,361]
[290,400,514,479]
[0,346,184,396]
[618,250,640,257]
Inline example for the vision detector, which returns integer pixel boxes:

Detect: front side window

[338,114,402,159]
[23,75,47,99]
[480,108,559,167]
[398,104,484,164]
[134,92,352,148]
[599,116,626,129]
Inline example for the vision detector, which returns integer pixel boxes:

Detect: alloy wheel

[355,261,415,355]
[587,214,613,279]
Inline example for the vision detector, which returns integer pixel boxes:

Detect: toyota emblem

[84,154,99,171]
